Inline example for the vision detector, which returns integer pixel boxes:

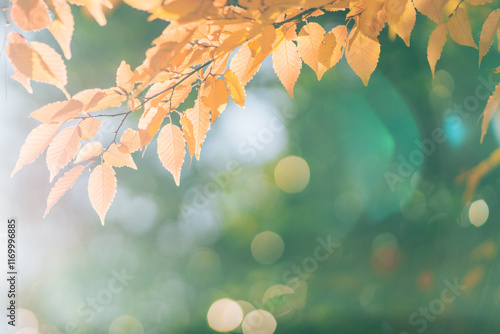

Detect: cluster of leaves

[4,0,500,224]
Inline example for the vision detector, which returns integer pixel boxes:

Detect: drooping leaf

[224,69,246,107]
[46,126,81,181]
[44,165,86,217]
[11,123,61,177]
[387,0,417,47]
[46,0,74,59]
[345,28,381,86]
[120,129,141,153]
[427,23,448,78]
[180,115,196,159]
[447,7,478,48]
[479,9,500,66]
[185,100,210,160]
[157,123,186,186]
[229,44,260,86]
[201,76,229,124]
[273,38,302,98]
[78,117,102,141]
[88,163,117,225]
[138,106,170,148]
[67,0,113,26]
[297,22,325,80]
[413,0,446,23]
[116,60,135,93]
[480,82,500,143]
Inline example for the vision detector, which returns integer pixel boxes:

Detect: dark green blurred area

[17,3,500,334]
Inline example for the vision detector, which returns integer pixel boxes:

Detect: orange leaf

[46,126,81,181]
[138,106,170,148]
[78,117,102,141]
[480,82,500,143]
[74,142,102,163]
[88,163,117,225]
[73,88,126,112]
[6,33,68,95]
[123,0,162,11]
[46,0,74,59]
[345,28,380,86]
[103,143,137,169]
[273,38,302,98]
[11,123,61,177]
[297,22,325,80]
[120,128,141,153]
[427,23,448,78]
[68,0,114,26]
[229,44,260,86]
[44,165,85,217]
[11,0,52,31]
[479,9,500,66]
[413,0,446,23]
[201,76,229,124]
[447,8,478,48]
[30,99,83,124]
[180,115,196,159]
[224,69,245,107]
[116,60,134,93]
[387,0,417,47]
[185,100,210,160]
[157,123,186,186]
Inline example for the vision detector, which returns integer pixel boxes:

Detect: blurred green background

[1,2,500,334]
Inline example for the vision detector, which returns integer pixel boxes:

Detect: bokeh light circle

[274,156,310,193]
[251,231,285,265]
[242,310,277,334]
[207,298,244,332]
[469,200,489,227]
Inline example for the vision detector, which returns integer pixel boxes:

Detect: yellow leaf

[46,0,74,59]
[157,123,186,186]
[78,117,102,141]
[103,143,137,169]
[224,69,246,107]
[413,0,446,23]
[345,28,380,86]
[297,22,325,80]
[88,163,117,225]
[273,39,302,98]
[6,33,68,95]
[11,123,61,177]
[387,0,417,47]
[10,0,52,31]
[185,100,210,160]
[201,77,229,124]
[75,142,102,163]
[447,8,478,48]
[138,106,170,148]
[68,0,113,26]
[481,83,500,143]
[46,126,81,181]
[116,60,134,93]
[479,9,500,66]
[44,165,85,218]
[180,115,196,159]
[427,23,448,78]
[120,128,141,153]
[229,44,260,86]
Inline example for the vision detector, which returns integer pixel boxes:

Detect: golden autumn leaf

[201,76,229,124]
[11,123,61,177]
[157,123,186,186]
[78,117,102,141]
[273,38,302,98]
[138,106,170,148]
[44,165,86,217]
[6,33,68,96]
[480,82,500,143]
[413,0,446,23]
[387,0,417,47]
[116,60,135,93]
[46,0,74,59]
[345,28,381,86]
[185,100,210,160]
[10,0,52,31]
[230,44,261,86]
[224,69,246,107]
[479,9,500,66]
[427,23,448,78]
[88,163,117,225]
[180,115,196,160]
[68,0,114,26]
[447,7,478,48]
[46,126,82,181]
[123,0,162,11]
[75,142,102,163]
[120,129,141,153]
[297,22,325,80]
[103,143,137,169]
[73,88,126,112]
